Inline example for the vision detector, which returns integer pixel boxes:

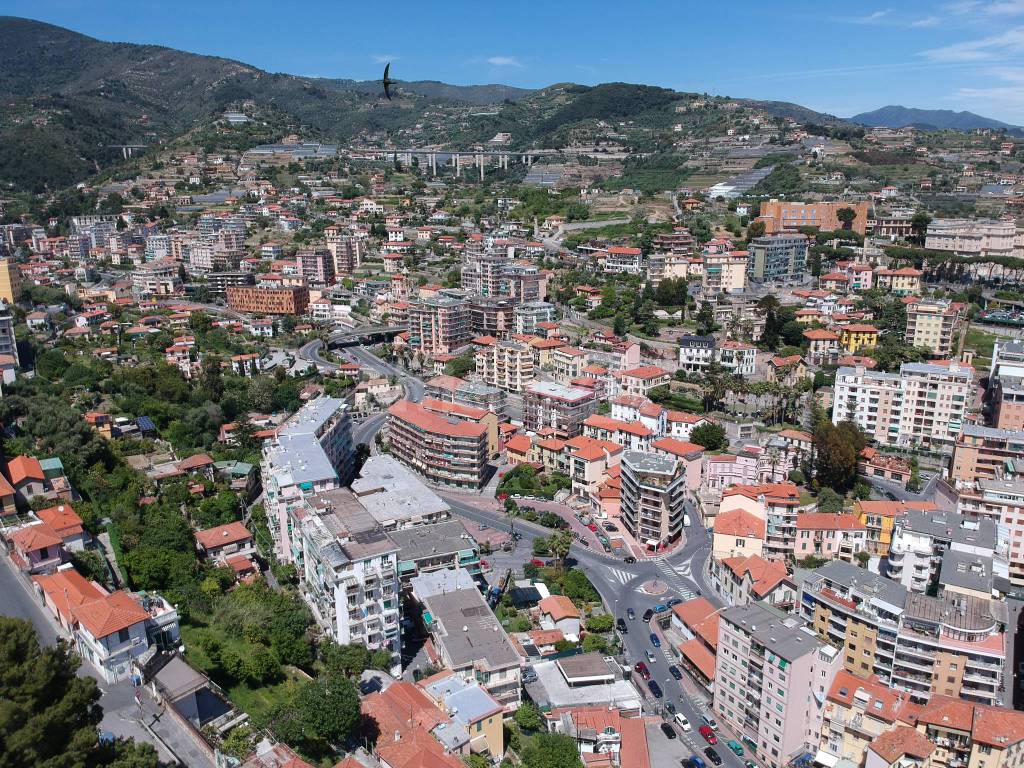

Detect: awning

[813,750,839,768]
[645,539,659,547]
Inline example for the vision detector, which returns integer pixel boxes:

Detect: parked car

[745,761,758,768]
[522,668,538,683]
[686,756,707,768]
[666,598,683,608]
[529,558,547,567]
[627,608,636,620]
[665,701,676,715]
[668,665,682,680]
[660,722,676,739]
[704,748,722,766]
[603,522,618,532]
[650,632,661,648]
[699,726,717,744]
[648,680,663,698]
[479,559,489,569]
[675,713,692,732]
[654,603,668,613]
[586,523,599,532]
[634,661,651,680]
[645,649,657,664]
[727,740,744,756]
[642,608,654,622]
[701,715,719,730]
[616,618,627,633]
[623,555,637,564]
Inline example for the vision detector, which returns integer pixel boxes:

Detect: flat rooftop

[528,658,640,712]
[721,602,824,662]
[421,588,521,670]
[388,520,477,562]
[350,456,451,527]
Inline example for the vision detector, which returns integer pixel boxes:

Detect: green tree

[746,220,766,239]
[816,487,845,513]
[561,569,600,603]
[582,634,608,653]
[836,207,856,230]
[293,674,361,746]
[514,700,543,732]
[813,420,866,492]
[585,613,614,632]
[695,301,718,336]
[547,529,573,570]
[522,732,585,768]
[0,617,159,768]
[690,422,727,451]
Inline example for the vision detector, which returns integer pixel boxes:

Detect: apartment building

[986,341,1024,430]
[131,258,182,297]
[523,382,597,439]
[887,510,996,594]
[550,346,588,383]
[260,397,353,560]
[679,334,716,374]
[425,375,507,418]
[855,499,939,557]
[794,514,867,562]
[818,671,914,768]
[324,227,363,275]
[703,250,748,294]
[407,296,471,355]
[0,259,22,303]
[582,414,654,452]
[714,602,841,768]
[950,424,1024,488]
[299,504,402,672]
[620,450,686,551]
[925,218,1016,259]
[832,363,972,450]
[719,482,802,561]
[420,397,499,458]
[295,247,336,286]
[800,560,1006,706]
[418,585,522,710]
[875,267,923,296]
[718,341,758,376]
[912,696,1024,768]
[747,234,809,283]
[513,301,556,335]
[805,329,841,366]
[461,251,509,296]
[602,246,644,275]
[475,340,535,393]
[466,295,516,338]
[386,399,488,489]
[905,299,965,357]
[839,324,879,354]
[958,478,1024,586]
[226,285,310,315]
[756,199,871,235]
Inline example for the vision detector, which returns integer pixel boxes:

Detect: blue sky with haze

[8,0,1024,123]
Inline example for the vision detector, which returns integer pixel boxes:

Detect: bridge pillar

[455,154,461,177]
[430,153,437,176]
[478,154,484,182]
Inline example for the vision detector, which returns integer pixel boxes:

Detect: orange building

[756,199,871,235]
[226,285,309,315]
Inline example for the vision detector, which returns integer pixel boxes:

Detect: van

[683,513,692,527]
[674,713,692,732]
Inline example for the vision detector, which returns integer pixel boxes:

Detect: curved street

[297,336,745,768]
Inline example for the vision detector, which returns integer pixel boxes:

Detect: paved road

[0,555,213,766]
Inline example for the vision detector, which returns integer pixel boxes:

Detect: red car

[586,523,599,532]
[530,558,547,567]
[479,559,489,569]
[699,726,718,745]
[633,661,651,681]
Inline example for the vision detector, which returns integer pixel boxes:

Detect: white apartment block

[925,218,1015,259]
[832,363,971,450]
[475,340,536,393]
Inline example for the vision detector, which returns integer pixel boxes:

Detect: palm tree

[548,530,573,571]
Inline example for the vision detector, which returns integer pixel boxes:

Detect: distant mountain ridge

[850,105,1022,133]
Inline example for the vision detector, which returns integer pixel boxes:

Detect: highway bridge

[350,146,560,179]
[326,325,405,347]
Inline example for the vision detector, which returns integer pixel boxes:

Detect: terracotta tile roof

[375,728,462,768]
[539,594,581,621]
[176,453,214,471]
[778,429,812,443]
[854,500,937,519]
[72,590,149,639]
[723,482,800,506]
[714,508,765,539]
[869,726,935,763]
[388,400,487,439]
[620,365,669,380]
[36,504,84,538]
[10,523,62,552]
[529,628,565,646]
[915,694,975,733]
[506,434,533,454]
[796,513,865,531]
[619,715,652,768]
[721,554,790,597]
[667,410,706,424]
[803,328,840,341]
[421,397,488,421]
[362,681,447,739]
[971,704,1024,748]
[7,455,44,485]
[652,438,704,459]
[583,414,653,437]
[827,671,906,724]
[679,637,716,680]
[33,569,105,624]
[195,521,252,550]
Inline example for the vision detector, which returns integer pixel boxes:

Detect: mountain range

[849,105,1022,133]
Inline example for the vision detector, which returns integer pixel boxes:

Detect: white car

[645,649,657,663]
[675,713,692,732]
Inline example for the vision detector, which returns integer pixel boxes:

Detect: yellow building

[839,323,879,353]
[854,499,938,557]
[0,260,22,304]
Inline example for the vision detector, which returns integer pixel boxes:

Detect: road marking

[601,565,636,586]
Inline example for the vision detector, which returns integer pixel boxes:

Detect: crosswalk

[654,559,698,601]
[600,565,638,586]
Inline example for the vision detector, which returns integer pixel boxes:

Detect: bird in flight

[382,62,397,100]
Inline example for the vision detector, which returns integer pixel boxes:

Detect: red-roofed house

[709,554,795,609]
[7,522,63,573]
[7,455,46,503]
[33,568,107,632]
[538,595,582,637]
[36,503,87,551]
[616,366,670,397]
[795,513,867,562]
[712,509,766,560]
[195,521,255,565]
[72,591,156,683]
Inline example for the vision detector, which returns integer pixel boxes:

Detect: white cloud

[371,54,397,64]
[921,26,1024,60]
[911,16,941,27]
[944,0,1024,15]
[948,65,1024,121]
[862,8,893,22]
[486,55,523,67]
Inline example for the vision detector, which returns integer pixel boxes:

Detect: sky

[8,0,1024,123]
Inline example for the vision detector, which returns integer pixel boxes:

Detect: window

[117,628,130,644]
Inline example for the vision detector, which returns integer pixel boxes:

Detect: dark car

[665,701,677,715]
[686,757,707,768]
[648,680,663,698]
[616,618,628,633]
[634,661,651,680]
[668,664,683,680]
[642,608,654,622]
[627,608,636,620]
[667,597,683,608]
[623,556,637,564]
[704,748,723,766]
[603,522,618,532]
[650,632,662,648]
[660,722,677,739]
